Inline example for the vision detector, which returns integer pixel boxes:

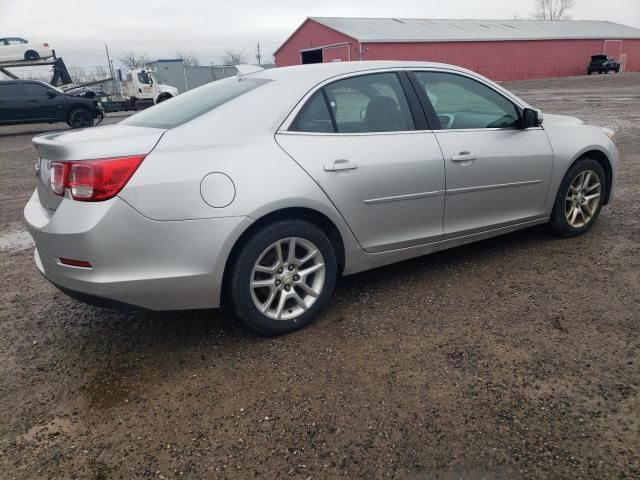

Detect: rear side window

[0,83,25,97]
[289,91,334,133]
[289,72,416,134]
[122,76,272,129]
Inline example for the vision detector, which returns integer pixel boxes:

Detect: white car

[0,37,54,62]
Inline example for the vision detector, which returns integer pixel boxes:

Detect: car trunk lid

[34,124,166,212]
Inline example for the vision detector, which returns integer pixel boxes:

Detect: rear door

[0,83,29,123]
[276,71,446,253]
[410,70,553,237]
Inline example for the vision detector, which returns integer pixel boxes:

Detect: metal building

[274,17,640,80]
[146,59,239,93]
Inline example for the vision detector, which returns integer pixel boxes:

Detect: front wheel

[67,108,94,128]
[548,158,606,237]
[229,219,337,335]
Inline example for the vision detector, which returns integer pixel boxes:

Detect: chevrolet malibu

[24,61,618,335]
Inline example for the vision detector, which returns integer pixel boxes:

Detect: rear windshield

[122,76,272,129]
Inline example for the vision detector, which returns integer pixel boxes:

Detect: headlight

[601,127,616,140]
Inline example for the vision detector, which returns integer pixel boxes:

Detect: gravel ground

[0,74,638,480]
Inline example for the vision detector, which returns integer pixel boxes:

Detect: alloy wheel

[250,237,325,321]
[565,170,602,228]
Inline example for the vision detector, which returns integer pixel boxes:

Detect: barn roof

[309,17,640,43]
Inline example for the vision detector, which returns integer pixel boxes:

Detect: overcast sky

[1,0,639,68]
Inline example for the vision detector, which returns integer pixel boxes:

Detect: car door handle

[324,159,359,172]
[451,153,477,163]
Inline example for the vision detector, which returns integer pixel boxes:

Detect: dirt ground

[0,74,638,480]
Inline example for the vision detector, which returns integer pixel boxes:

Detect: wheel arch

[155,92,173,104]
[221,207,346,305]
[570,149,613,205]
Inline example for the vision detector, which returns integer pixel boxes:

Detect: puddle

[0,228,34,252]
[84,366,136,410]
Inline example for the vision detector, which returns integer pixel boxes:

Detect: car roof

[0,79,50,85]
[250,60,476,84]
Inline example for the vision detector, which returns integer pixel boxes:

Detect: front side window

[414,71,521,130]
[137,72,153,84]
[289,72,416,134]
[23,83,48,96]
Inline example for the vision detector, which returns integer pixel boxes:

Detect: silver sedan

[24,61,618,335]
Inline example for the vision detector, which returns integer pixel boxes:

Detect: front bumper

[25,189,251,310]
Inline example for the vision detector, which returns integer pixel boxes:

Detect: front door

[22,83,66,121]
[411,71,554,237]
[277,71,445,253]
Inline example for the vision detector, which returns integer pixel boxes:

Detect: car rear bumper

[25,189,252,310]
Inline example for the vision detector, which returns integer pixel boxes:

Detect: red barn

[274,17,640,81]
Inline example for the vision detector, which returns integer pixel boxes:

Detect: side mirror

[46,90,57,98]
[521,108,542,129]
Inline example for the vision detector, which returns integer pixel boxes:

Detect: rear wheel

[67,108,94,128]
[229,219,337,335]
[548,158,606,237]
[24,50,39,61]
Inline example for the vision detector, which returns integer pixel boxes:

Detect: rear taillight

[43,43,49,47]
[49,155,145,201]
[50,162,68,195]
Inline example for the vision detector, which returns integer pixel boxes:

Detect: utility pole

[105,44,118,95]
[255,42,262,65]
[105,44,115,80]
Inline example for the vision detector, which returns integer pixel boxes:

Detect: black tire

[615,67,620,73]
[156,94,172,103]
[67,108,94,128]
[587,69,592,75]
[229,219,338,335]
[548,158,606,238]
[24,50,39,61]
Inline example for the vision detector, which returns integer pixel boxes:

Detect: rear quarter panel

[118,128,364,273]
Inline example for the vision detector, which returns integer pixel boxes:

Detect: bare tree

[533,0,576,20]
[94,65,110,80]
[222,49,247,65]
[173,50,200,67]
[117,51,151,70]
